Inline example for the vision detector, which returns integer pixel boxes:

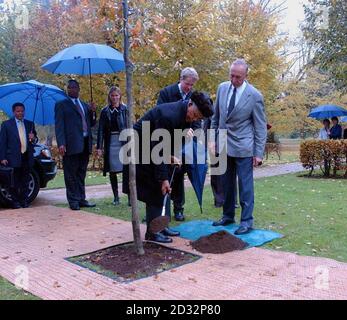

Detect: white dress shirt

[227,81,248,108]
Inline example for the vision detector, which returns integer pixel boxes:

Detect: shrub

[300,140,347,177]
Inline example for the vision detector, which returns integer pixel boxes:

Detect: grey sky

[272,0,309,38]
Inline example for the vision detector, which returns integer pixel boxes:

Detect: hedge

[300,140,347,177]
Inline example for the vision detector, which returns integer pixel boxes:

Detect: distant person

[157,67,200,222]
[0,102,37,209]
[55,79,97,211]
[318,119,330,140]
[329,117,342,140]
[97,86,128,205]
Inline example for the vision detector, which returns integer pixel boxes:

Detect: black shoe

[70,204,80,210]
[79,201,96,208]
[174,212,185,221]
[12,202,22,209]
[112,197,120,205]
[145,232,173,243]
[234,226,253,235]
[212,217,236,226]
[161,227,180,237]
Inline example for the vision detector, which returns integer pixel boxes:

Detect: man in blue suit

[157,67,200,223]
[55,80,97,210]
[0,102,37,209]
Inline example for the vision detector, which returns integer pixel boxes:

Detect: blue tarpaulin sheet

[174,220,283,248]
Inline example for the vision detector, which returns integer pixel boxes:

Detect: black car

[0,143,57,206]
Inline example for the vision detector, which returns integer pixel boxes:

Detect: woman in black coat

[97,86,128,205]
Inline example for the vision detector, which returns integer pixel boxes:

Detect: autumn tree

[269,67,347,138]
[302,0,347,92]
[14,0,123,108]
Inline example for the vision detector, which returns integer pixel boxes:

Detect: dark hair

[67,79,80,87]
[190,91,214,118]
[12,102,25,111]
[323,118,330,125]
[331,116,338,122]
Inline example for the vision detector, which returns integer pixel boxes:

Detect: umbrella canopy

[0,80,67,125]
[308,104,347,119]
[182,139,208,213]
[41,43,125,101]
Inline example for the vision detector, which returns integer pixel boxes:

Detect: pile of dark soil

[191,230,248,254]
[68,242,200,282]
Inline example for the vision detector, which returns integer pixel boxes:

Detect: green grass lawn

[263,150,300,165]
[0,278,39,300]
[46,170,110,189]
[2,172,347,299]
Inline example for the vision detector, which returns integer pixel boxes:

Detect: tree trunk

[122,0,145,256]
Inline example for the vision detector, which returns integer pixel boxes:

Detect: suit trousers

[223,156,254,227]
[210,159,225,206]
[63,138,90,206]
[171,168,185,213]
[11,152,30,204]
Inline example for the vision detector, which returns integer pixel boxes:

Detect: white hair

[180,67,199,81]
[230,59,249,73]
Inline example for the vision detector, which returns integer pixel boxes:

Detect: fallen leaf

[85,280,93,287]
[53,281,61,288]
[1,256,9,260]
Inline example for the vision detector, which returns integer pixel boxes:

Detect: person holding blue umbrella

[318,119,331,140]
[55,79,97,210]
[329,117,342,140]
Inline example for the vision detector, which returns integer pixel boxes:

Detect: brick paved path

[0,206,346,300]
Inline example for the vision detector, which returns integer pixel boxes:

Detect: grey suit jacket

[211,81,267,158]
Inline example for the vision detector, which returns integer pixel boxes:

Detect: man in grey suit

[211,59,267,235]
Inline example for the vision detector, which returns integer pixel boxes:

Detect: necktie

[74,99,88,133]
[18,120,27,154]
[227,87,237,117]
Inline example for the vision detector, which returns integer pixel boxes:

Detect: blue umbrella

[308,104,347,119]
[182,139,208,213]
[41,43,125,101]
[0,80,67,126]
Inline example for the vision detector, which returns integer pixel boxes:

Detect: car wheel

[27,169,40,204]
[0,169,40,207]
